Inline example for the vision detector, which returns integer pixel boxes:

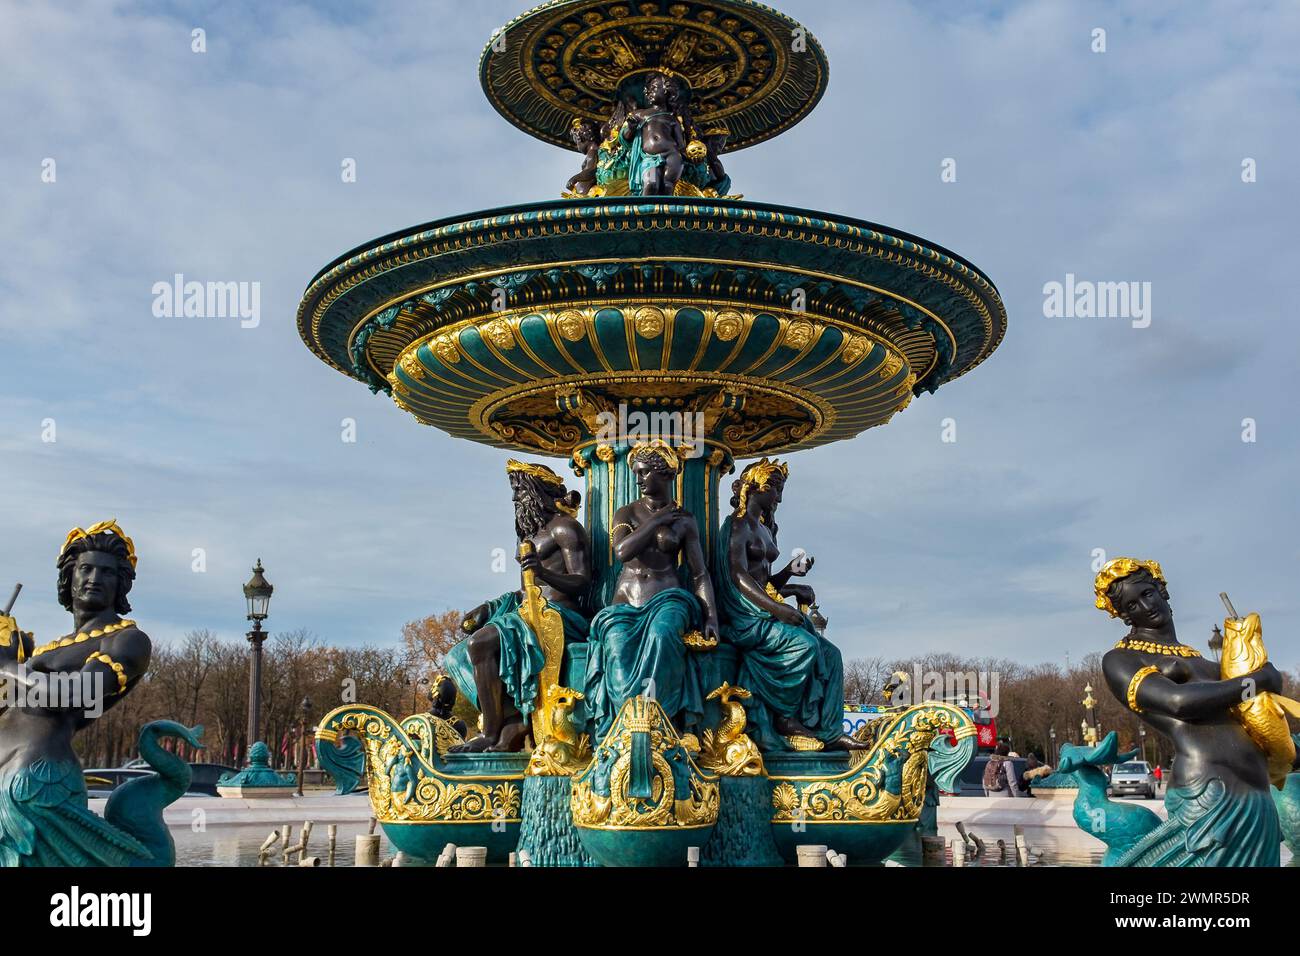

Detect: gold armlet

[764,582,783,602]
[1127,665,1159,714]
[86,651,129,695]
[610,523,633,537]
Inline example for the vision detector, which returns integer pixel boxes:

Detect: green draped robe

[445,591,589,722]
[584,587,706,744]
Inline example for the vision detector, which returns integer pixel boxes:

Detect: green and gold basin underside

[297,198,1006,459]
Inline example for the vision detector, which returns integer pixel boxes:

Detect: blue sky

[1,0,1297,669]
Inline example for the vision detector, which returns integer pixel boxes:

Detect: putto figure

[715,460,863,751]
[584,440,718,742]
[447,461,591,753]
[621,71,689,196]
[1096,558,1292,866]
[564,118,602,197]
[0,520,200,866]
[683,125,733,197]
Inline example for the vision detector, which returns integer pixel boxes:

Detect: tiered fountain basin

[297,198,1006,461]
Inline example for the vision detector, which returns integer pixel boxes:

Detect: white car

[1109,760,1158,799]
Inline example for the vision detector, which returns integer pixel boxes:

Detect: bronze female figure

[584,440,717,742]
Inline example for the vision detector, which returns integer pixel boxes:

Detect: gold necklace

[1114,637,1201,658]
[32,619,136,658]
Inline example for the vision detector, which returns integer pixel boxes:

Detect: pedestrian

[982,743,1020,797]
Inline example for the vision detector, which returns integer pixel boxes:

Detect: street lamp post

[1209,624,1223,663]
[243,559,274,757]
[1049,726,1057,766]
[1081,683,1098,748]
[296,696,313,797]
[1139,724,1147,764]
[414,676,429,715]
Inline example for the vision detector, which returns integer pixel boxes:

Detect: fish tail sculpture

[1220,613,1300,789]
[1057,732,1162,866]
[1275,734,1300,853]
[316,704,439,797]
[317,733,366,795]
[104,721,204,867]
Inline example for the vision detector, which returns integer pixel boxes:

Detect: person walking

[982,743,1021,797]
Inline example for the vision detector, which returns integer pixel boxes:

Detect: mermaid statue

[1095,558,1293,866]
[0,520,201,866]
[714,460,863,752]
[584,440,716,743]
[447,461,591,753]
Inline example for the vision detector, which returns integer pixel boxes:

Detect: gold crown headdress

[1093,557,1165,618]
[629,439,689,474]
[60,519,137,569]
[506,460,577,515]
[735,458,790,518]
[506,459,564,484]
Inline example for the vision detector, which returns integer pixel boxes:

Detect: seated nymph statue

[446,461,591,753]
[584,440,717,742]
[714,460,864,751]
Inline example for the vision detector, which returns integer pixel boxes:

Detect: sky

[1,0,1297,670]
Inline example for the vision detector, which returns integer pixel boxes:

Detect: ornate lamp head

[243,559,273,623]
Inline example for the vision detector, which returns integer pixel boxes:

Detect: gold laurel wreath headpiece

[736,457,790,518]
[506,459,578,516]
[506,459,564,484]
[60,519,137,570]
[628,439,689,474]
[1093,557,1165,618]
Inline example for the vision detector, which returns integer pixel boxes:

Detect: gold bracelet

[86,650,129,695]
[1126,665,1159,714]
[610,523,633,537]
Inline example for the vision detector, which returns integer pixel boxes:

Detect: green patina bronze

[217,741,297,791]
[0,721,202,868]
[1273,734,1300,854]
[315,704,525,864]
[298,0,997,866]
